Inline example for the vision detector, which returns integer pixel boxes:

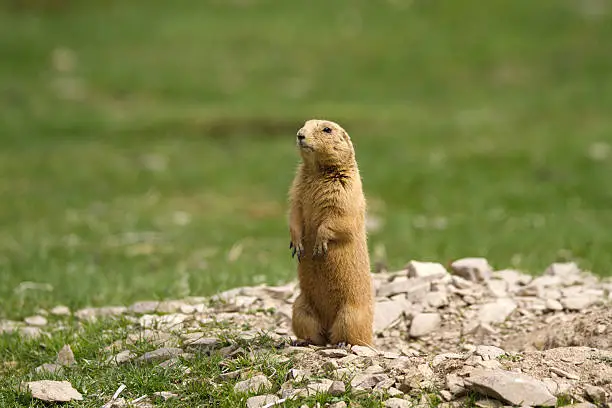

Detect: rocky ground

[2,259,612,407]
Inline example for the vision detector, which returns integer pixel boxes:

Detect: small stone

[446,373,465,396]
[486,279,509,298]
[50,306,71,316]
[545,262,580,277]
[545,299,564,311]
[432,353,465,367]
[383,397,412,408]
[350,373,390,389]
[128,301,161,314]
[183,335,219,348]
[234,375,272,394]
[35,363,64,375]
[424,291,449,308]
[409,313,441,337]
[102,397,128,408]
[136,347,184,364]
[322,360,339,371]
[475,345,505,361]
[329,402,347,408]
[152,391,178,400]
[21,380,83,402]
[351,345,379,357]
[406,260,449,279]
[246,394,279,408]
[561,296,595,311]
[465,368,556,406]
[388,387,403,397]
[20,326,43,339]
[364,365,385,374]
[286,368,308,381]
[24,315,47,326]
[478,299,517,324]
[106,350,137,365]
[56,344,76,366]
[550,367,579,380]
[328,380,346,396]
[475,400,504,408]
[318,348,348,358]
[305,379,334,395]
[584,384,606,403]
[565,404,597,408]
[75,306,126,321]
[374,298,412,332]
[451,257,492,281]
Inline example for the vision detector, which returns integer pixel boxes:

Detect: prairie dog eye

[322,127,332,134]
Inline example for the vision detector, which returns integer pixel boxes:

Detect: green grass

[0,317,427,407]
[1,0,612,322]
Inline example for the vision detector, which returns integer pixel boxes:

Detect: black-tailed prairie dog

[288,119,374,347]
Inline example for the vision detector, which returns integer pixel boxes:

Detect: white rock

[106,350,137,365]
[318,348,348,358]
[234,375,272,394]
[545,262,580,277]
[20,326,43,339]
[21,380,83,402]
[24,315,47,326]
[383,398,411,408]
[152,391,178,400]
[128,301,161,314]
[350,373,389,389]
[584,384,606,403]
[545,299,564,311]
[478,299,517,323]
[246,394,279,408]
[35,363,64,375]
[475,345,505,361]
[50,306,71,316]
[424,291,449,308]
[328,380,346,396]
[561,296,595,311]
[486,279,509,298]
[373,298,412,333]
[409,313,441,337]
[464,369,556,406]
[56,344,76,366]
[351,345,379,357]
[451,257,492,281]
[136,347,184,364]
[329,402,347,408]
[406,260,448,279]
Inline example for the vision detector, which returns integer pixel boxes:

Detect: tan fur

[288,119,374,347]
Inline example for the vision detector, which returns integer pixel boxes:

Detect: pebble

[56,344,76,366]
[478,298,517,323]
[24,315,47,326]
[50,306,71,316]
[383,397,412,408]
[234,375,272,394]
[451,257,493,281]
[328,380,346,396]
[318,348,349,358]
[246,394,279,408]
[136,347,184,364]
[465,368,556,406]
[21,380,83,402]
[409,312,441,337]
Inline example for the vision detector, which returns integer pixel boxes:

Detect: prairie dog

[288,119,374,346]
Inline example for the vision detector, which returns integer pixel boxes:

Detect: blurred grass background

[1,0,612,318]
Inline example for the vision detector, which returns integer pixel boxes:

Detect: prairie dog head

[296,119,355,166]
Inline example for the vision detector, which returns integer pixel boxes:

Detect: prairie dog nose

[297,132,305,141]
